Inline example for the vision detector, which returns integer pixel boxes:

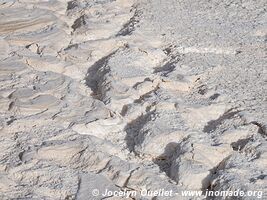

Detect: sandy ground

[0,0,266,199]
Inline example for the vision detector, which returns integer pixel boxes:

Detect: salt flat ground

[0,0,266,199]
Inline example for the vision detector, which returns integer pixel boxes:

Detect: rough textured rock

[0,0,266,199]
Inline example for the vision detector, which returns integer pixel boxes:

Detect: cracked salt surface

[0,0,266,199]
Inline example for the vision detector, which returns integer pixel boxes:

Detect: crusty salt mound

[0,0,266,199]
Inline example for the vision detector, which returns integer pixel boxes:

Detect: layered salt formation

[0,0,266,199]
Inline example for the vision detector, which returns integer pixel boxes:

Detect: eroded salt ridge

[0,0,266,199]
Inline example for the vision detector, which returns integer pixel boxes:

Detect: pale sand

[0,0,266,199]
